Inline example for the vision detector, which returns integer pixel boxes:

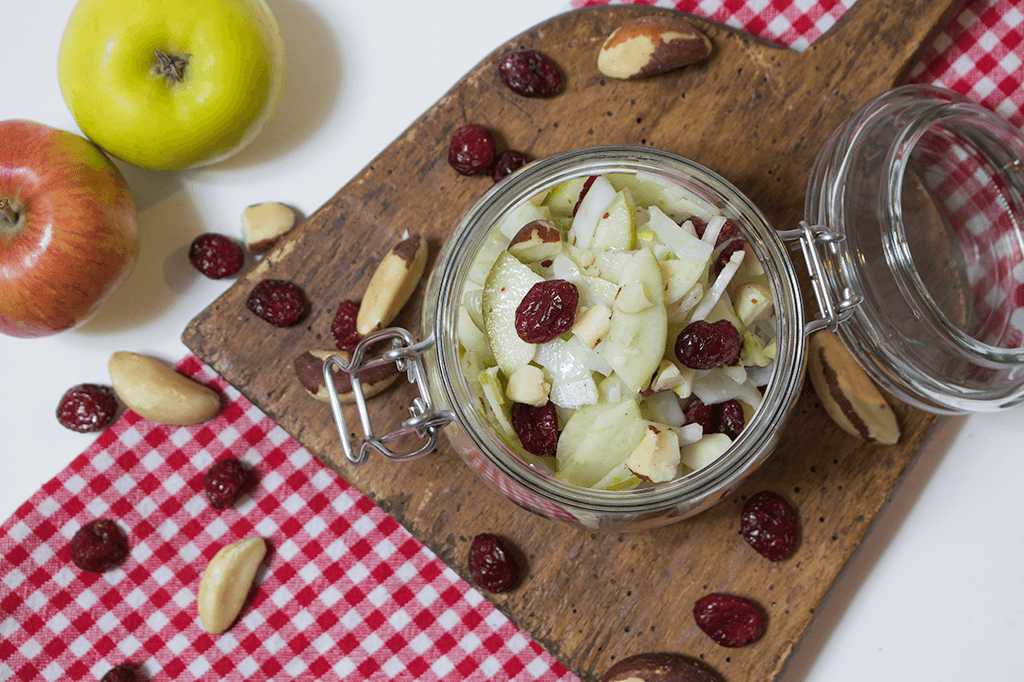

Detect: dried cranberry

[685,398,745,440]
[573,176,598,216]
[511,401,559,456]
[498,49,562,98]
[675,320,740,370]
[448,124,496,175]
[246,279,307,327]
[515,279,579,344]
[693,593,765,647]
[742,491,798,561]
[685,215,708,235]
[204,459,250,510]
[491,150,530,183]
[716,400,745,439]
[56,384,118,433]
[683,398,714,432]
[188,233,245,279]
[100,663,145,682]
[468,534,520,593]
[331,299,362,352]
[714,220,746,270]
[690,217,746,271]
[69,519,129,573]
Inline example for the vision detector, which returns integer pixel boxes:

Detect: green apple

[483,250,542,375]
[567,175,616,250]
[57,0,286,170]
[479,366,514,438]
[556,397,647,488]
[591,189,636,251]
[608,171,717,222]
[679,433,732,471]
[601,247,668,393]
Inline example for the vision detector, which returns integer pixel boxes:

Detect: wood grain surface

[183,1,965,679]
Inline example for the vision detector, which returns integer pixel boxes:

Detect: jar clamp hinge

[778,221,863,335]
[322,328,455,466]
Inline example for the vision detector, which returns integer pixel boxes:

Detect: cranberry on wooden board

[246,279,307,327]
[468,534,520,593]
[511,401,559,456]
[331,299,362,352]
[693,593,765,647]
[69,519,129,573]
[188,233,245,279]
[56,383,118,433]
[491,150,530,183]
[498,49,562,97]
[741,491,799,561]
[448,124,496,175]
[514,279,579,343]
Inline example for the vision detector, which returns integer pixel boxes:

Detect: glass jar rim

[423,145,807,514]
[806,84,1024,413]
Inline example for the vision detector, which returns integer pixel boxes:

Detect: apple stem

[0,198,18,225]
[152,49,191,84]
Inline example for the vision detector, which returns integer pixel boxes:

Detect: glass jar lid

[806,84,1024,414]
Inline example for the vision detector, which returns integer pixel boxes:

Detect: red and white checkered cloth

[4,2,1024,680]
[0,357,574,681]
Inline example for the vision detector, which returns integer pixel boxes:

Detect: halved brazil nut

[508,219,562,263]
[241,202,296,254]
[293,350,400,403]
[598,15,712,80]
[108,351,220,425]
[807,330,900,444]
[356,234,428,336]
[197,537,267,634]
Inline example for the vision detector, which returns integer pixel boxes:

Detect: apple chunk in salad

[458,171,777,490]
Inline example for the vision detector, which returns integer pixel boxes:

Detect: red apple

[0,120,139,338]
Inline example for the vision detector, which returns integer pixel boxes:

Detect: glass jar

[323,85,1024,531]
[326,146,819,531]
[806,84,1024,413]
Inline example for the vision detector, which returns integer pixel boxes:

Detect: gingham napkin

[4,1,1023,680]
[0,357,574,681]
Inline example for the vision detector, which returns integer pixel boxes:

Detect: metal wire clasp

[322,328,454,466]
[778,221,863,335]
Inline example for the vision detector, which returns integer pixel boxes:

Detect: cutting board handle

[810,0,967,88]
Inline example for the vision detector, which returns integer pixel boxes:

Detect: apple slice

[458,305,491,357]
[542,176,590,218]
[591,188,636,251]
[478,366,514,437]
[567,175,616,250]
[662,257,707,304]
[601,247,668,393]
[483,251,543,376]
[496,201,551,240]
[679,433,732,471]
[556,397,647,488]
[608,171,717,222]
[734,281,774,326]
[592,459,642,491]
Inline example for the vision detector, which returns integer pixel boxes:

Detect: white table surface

[3,1,1022,680]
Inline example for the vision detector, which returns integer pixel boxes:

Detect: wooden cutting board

[183,1,965,679]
